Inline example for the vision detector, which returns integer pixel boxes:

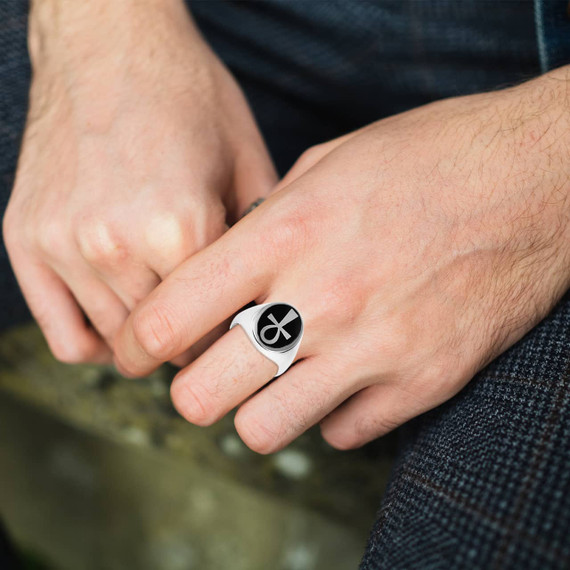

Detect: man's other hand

[3,0,276,364]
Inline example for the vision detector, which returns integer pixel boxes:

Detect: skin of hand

[112,68,570,453]
[2,0,276,364]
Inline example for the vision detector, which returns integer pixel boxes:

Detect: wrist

[506,68,570,286]
[27,0,217,131]
[29,0,201,74]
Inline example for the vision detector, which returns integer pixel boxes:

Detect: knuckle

[294,144,326,172]
[234,410,280,455]
[311,276,364,328]
[261,203,314,262]
[379,315,416,364]
[75,219,126,265]
[145,202,226,262]
[414,357,460,401]
[171,380,216,427]
[145,213,195,260]
[132,303,180,361]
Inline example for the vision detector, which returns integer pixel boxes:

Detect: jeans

[1,1,569,568]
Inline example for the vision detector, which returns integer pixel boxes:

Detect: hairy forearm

[28,0,209,87]
[29,0,192,57]
[449,65,570,280]
[506,65,570,277]
[512,64,570,156]
[27,0,217,132]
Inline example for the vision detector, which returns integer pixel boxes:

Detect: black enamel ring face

[253,303,303,352]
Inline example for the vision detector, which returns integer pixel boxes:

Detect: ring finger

[88,260,161,312]
[170,296,311,424]
[170,324,279,426]
[170,299,357,453]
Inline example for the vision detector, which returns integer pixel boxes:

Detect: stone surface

[0,324,395,570]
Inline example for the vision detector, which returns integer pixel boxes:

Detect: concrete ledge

[0,323,395,570]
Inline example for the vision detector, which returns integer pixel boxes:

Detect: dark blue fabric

[535,0,570,72]
[0,2,569,569]
[191,0,541,173]
[359,294,570,569]
[0,0,30,330]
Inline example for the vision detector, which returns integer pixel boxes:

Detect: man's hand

[113,69,570,453]
[2,0,276,364]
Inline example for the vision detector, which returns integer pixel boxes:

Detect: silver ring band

[230,302,303,377]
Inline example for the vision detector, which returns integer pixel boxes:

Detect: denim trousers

[1,2,569,568]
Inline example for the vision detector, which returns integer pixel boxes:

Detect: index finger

[113,209,274,377]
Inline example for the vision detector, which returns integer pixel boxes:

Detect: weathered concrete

[0,324,395,570]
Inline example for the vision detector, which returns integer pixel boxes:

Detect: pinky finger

[319,384,418,450]
[10,255,112,364]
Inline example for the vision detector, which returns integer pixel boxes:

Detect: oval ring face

[254,303,303,352]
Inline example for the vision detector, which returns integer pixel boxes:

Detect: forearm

[508,66,570,285]
[29,0,200,61]
[448,65,570,290]
[509,64,570,155]
[27,0,216,130]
